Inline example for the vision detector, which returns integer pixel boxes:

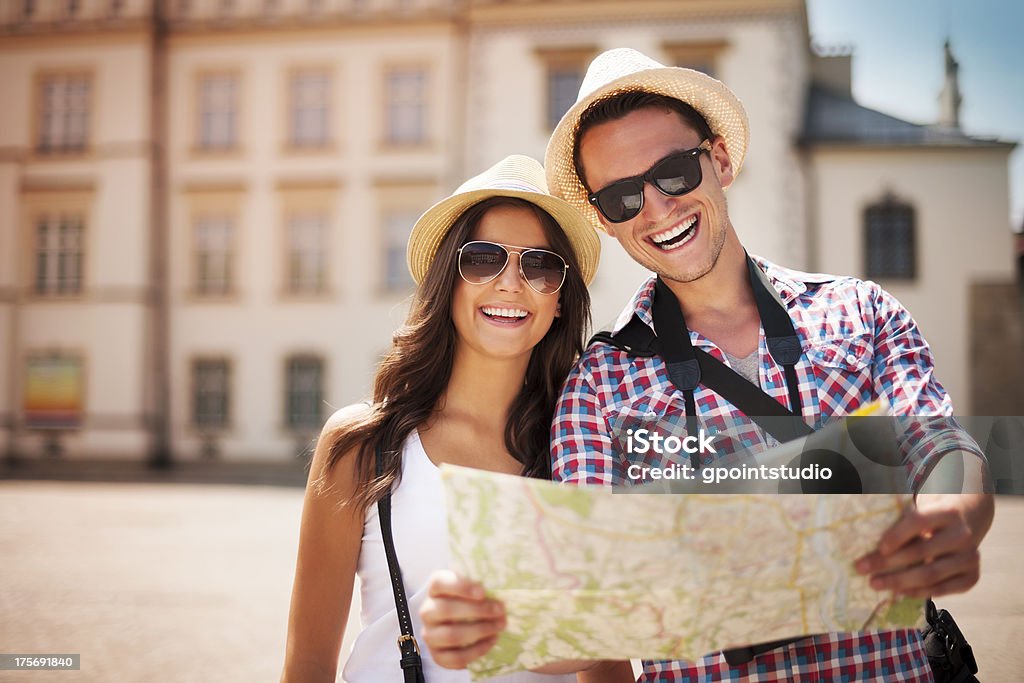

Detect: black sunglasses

[587,140,712,223]
[457,240,568,295]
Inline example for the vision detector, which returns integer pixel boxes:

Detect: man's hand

[420,570,506,669]
[855,492,994,598]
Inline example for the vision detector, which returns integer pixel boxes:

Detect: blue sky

[806,0,1023,231]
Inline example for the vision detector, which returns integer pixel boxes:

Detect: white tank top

[342,430,575,683]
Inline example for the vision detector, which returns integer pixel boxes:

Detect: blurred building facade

[0,0,1017,463]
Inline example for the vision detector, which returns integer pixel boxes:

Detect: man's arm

[854,283,994,597]
[550,354,626,486]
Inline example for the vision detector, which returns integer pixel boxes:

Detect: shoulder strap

[588,314,658,357]
[693,346,814,442]
[376,443,426,683]
[588,262,814,444]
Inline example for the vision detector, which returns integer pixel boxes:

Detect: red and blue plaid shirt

[550,256,983,682]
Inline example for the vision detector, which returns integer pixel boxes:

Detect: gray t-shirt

[724,349,760,386]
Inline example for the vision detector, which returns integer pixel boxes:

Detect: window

[289,70,330,148]
[865,195,916,279]
[382,210,418,291]
[198,74,239,150]
[384,67,427,145]
[194,215,234,295]
[38,74,90,153]
[547,65,583,130]
[192,359,230,429]
[34,214,84,296]
[285,356,324,431]
[662,41,727,78]
[536,47,594,130]
[286,213,327,294]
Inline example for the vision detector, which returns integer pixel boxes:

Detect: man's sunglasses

[587,140,713,223]
[457,240,568,295]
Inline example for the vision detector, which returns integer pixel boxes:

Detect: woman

[282,155,613,682]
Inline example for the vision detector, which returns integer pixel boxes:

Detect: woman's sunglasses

[457,240,568,295]
[587,140,712,223]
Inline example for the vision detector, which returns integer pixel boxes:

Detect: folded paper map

[440,465,922,679]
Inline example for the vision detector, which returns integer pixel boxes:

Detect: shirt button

[846,353,857,365]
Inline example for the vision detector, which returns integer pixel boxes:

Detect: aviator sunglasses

[457,240,568,295]
[587,139,713,223]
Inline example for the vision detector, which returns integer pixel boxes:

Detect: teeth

[482,306,528,319]
[650,215,697,245]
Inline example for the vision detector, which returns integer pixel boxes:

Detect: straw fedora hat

[407,155,601,285]
[545,47,750,232]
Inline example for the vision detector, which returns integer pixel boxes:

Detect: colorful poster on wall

[24,355,83,429]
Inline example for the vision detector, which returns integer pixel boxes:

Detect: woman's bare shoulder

[322,402,374,436]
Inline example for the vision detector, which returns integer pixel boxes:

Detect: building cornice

[0,23,151,43]
[164,17,458,45]
[20,176,96,193]
[467,0,800,25]
[802,141,1017,154]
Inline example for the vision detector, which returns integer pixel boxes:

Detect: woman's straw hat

[545,47,750,232]
[407,155,601,285]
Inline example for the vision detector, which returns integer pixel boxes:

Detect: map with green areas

[440,465,923,680]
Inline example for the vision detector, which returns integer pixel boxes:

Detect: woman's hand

[420,570,506,669]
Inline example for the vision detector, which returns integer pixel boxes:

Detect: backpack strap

[376,443,427,683]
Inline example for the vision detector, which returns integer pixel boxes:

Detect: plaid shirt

[550,256,982,682]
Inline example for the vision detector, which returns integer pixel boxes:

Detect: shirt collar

[609,254,808,335]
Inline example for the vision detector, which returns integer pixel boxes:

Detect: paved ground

[1,479,1020,682]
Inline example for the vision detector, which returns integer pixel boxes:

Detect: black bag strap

[376,443,426,683]
[588,257,813,445]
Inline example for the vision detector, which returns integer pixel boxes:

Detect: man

[542,48,993,681]
[421,48,992,682]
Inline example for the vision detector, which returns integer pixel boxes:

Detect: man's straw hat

[545,47,750,231]
[407,155,601,285]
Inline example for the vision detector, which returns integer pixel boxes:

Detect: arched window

[864,194,916,279]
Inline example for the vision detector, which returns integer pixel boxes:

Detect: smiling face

[578,106,736,284]
[451,203,562,363]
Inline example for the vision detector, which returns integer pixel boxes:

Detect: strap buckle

[397,634,420,655]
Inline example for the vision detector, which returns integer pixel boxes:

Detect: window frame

[287,66,333,151]
[284,354,325,432]
[374,179,438,296]
[22,190,92,300]
[195,69,242,153]
[285,211,328,296]
[34,70,93,156]
[863,193,918,280]
[535,46,596,132]
[191,357,232,431]
[661,40,729,78]
[381,63,430,148]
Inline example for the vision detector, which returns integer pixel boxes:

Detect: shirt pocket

[806,333,874,414]
[609,389,695,469]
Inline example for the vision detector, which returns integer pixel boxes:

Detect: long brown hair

[315,196,591,512]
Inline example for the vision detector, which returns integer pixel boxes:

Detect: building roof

[800,83,1014,149]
